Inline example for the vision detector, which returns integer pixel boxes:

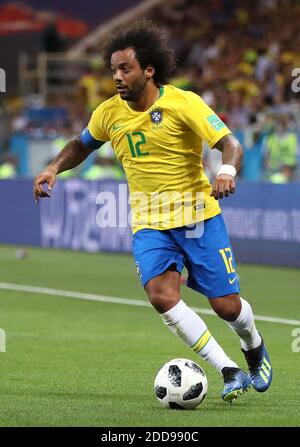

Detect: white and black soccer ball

[154,358,208,410]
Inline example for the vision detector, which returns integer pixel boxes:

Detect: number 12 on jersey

[126,132,149,157]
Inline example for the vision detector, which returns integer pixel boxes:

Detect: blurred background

[0,0,300,266]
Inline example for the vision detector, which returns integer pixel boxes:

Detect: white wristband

[216,164,236,178]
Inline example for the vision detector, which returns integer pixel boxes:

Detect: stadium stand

[0,0,299,181]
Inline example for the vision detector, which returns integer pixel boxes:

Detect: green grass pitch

[0,244,299,427]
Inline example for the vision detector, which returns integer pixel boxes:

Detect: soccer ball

[154,358,208,410]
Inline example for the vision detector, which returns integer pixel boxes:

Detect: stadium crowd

[0,0,299,182]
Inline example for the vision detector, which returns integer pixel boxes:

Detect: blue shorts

[132,213,240,299]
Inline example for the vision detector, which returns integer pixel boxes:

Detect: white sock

[161,299,238,373]
[227,297,261,351]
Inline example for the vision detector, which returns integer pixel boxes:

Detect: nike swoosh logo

[112,124,125,131]
[229,277,237,285]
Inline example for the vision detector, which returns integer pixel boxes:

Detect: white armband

[216,164,237,178]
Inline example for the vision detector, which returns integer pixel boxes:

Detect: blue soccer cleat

[221,367,252,403]
[242,335,273,392]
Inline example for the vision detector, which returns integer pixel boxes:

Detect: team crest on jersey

[149,108,163,126]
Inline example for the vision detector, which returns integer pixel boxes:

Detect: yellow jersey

[87,84,231,233]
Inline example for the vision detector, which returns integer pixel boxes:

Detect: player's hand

[210,174,235,200]
[33,167,57,204]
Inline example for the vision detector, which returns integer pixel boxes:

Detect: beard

[119,78,148,101]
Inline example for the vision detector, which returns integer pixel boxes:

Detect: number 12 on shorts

[219,247,236,274]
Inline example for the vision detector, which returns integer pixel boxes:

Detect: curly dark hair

[103,19,176,85]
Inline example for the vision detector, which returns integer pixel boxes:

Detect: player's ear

[145,65,155,81]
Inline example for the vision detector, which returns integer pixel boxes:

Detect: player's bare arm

[211,134,243,200]
[33,137,95,203]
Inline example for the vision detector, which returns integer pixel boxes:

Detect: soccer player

[33,20,272,403]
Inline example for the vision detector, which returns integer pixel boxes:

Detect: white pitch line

[0,281,299,326]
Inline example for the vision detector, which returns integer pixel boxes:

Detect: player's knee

[211,294,241,321]
[146,286,180,314]
[217,308,240,321]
